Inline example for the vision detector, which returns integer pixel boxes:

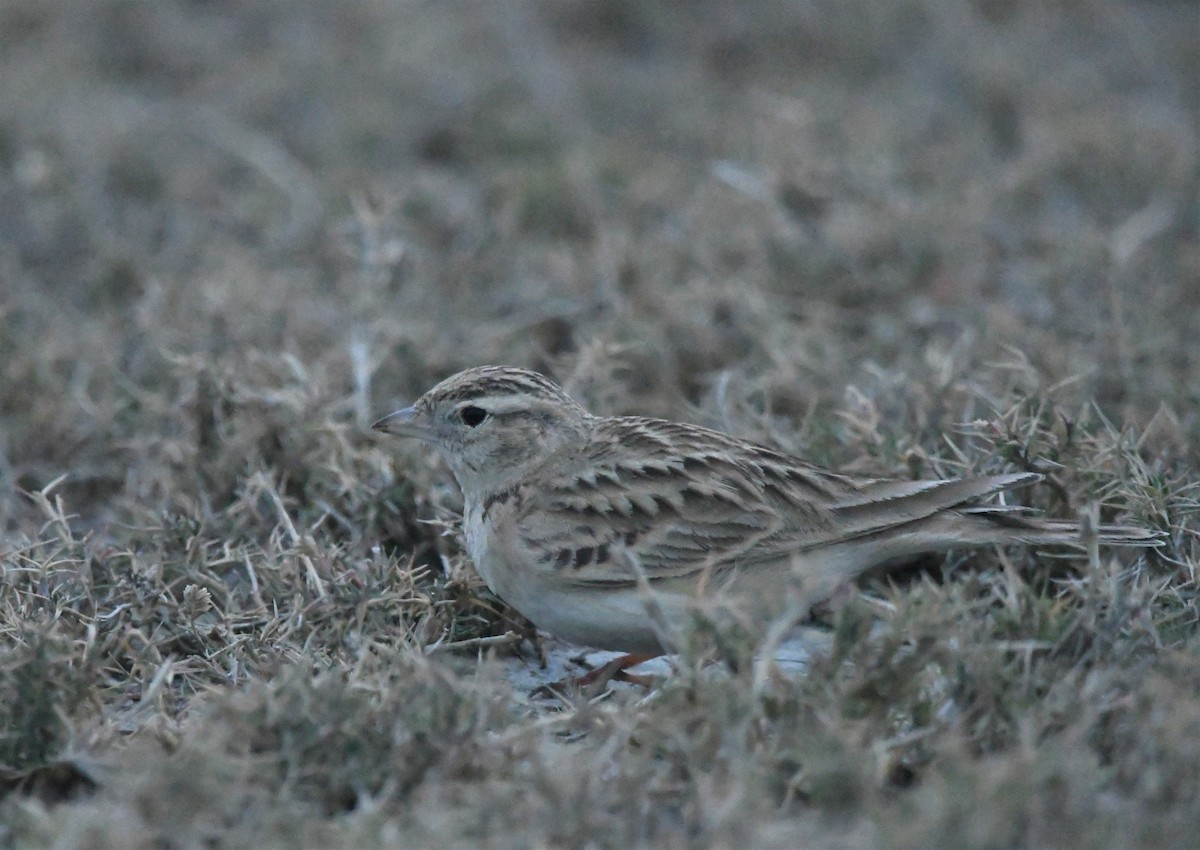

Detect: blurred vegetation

[0,0,1197,847]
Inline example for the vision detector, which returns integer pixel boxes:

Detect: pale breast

[462,491,531,610]
[463,497,489,574]
[462,490,669,653]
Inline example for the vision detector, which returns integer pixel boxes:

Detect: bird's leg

[533,653,659,698]
[575,653,658,691]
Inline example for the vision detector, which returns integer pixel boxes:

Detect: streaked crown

[421,365,585,412]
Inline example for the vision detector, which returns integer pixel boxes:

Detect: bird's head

[373,365,590,496]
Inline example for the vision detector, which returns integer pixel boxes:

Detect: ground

[1,1,1198,847]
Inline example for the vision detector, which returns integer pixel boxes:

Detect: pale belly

[462,499,670,654]
[461,501,803,656]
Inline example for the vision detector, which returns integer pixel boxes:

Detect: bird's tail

[799,472,1162,598]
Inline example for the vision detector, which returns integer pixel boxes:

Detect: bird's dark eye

[458,405,488,427]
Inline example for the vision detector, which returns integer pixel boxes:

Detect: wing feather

[518,418,849,587]
[514,417,1082,591]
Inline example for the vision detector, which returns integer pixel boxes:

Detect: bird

[373,365,1160,681]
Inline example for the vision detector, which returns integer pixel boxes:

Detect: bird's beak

[371,406,432,440]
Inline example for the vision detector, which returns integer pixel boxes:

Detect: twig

[425,630,523,655]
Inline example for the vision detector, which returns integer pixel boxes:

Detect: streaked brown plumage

[374,366,1160,656]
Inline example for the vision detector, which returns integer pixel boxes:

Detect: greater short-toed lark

[374,366,1159,658]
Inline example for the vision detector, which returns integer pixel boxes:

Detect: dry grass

[1,1,1198,847]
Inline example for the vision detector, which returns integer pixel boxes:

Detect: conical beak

[371,406,431,439]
